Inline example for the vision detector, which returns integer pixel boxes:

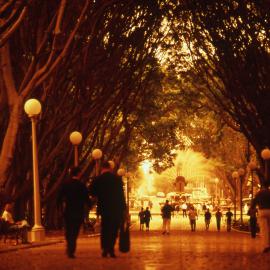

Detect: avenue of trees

[165,0,270,190]
[0,0,269,226]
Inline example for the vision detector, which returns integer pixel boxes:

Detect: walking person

[215,208,223,231]
[175,205,180,216]
[225,208,233,232]
[251,181,270,252]
[138,207,145,231]
[181,202,187,218]
[89,161,126,258]
[247,207,258,238]
[188,206,198,232]
[144,207,152,231]
[58,167,91,258]
[161,200,173,235]
[204,208,211,231]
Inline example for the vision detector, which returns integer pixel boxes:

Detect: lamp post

[117,168,126,184]
[261,148,270,184]
[117,168,127,206]
[24,98,45,242]
[232,171,239,223]
[214,178,219,206]
[238,168,245,226]
[125,172,132,211]
[69,131,82,167]
[92,149,102,176]
[248,161,257,199]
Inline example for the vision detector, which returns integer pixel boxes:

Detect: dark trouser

[101,215,121,254]
[190,219,196,231]
[205,219,210,230]
[145,219,150,229]
[217,219,221,231]
[250,217,257,238]
[183,209,187,217]
[64,216,83,256]
[227,220,232,232]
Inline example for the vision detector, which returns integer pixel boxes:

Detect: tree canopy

[0,0,269,225]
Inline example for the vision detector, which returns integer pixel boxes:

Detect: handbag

[119,220,130,253]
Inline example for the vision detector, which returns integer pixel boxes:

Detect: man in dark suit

[58,167,91,258]
[251,181,270,253]
[90,161,126,258]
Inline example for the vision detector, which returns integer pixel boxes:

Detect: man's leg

[166,219,171,234]
[190,220,193,231]
[101,217,109,257]
[162,219,166,234]
[217,220,221,231]
[109,219,121,257]
[65,218,82,258]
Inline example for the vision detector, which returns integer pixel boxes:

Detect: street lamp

[238,168,245,225]
[214,178,219,205]
[261,148,270,183]
[24,98,45,242]
[248,161,257,199]
[69,131,82,167]
[117,168,127,208]
[232,171,239,223]
[92,149,102,176]
[125,172,132,211]
[117,168,126,197]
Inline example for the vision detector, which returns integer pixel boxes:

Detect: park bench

[0,218,28,245]
[83,218,98,234]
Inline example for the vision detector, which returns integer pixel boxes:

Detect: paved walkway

[1,215,270,270]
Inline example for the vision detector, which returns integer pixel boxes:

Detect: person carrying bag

[119,213,130,253]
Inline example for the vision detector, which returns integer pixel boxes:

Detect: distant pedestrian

[175,205,180,216]
[247,207,258,238]
[89,161,126,258]
[138,207,145,231]
[215,208,223,231]
[181,202,187,217]
[58,167,91,258]
[251,181,270,252]
[204,209,212,230]
[161,200,173,235]
[144,207,152,231]
[202,204,207,212]
[188,206,198,232]
[225,208,233,232]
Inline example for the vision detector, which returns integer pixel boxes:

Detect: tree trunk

[0,42,22,187]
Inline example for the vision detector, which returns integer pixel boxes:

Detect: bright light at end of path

[141,160,151,174]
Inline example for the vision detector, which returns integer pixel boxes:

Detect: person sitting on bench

[1,203,29,243]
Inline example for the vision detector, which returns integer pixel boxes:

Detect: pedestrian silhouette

[181,202,187,217]
[138,207,145,231]
[144,207,152,231]
[204,208,211,231]
[161,200,173,234]
[251,181,270,252]
[58,167,91,258]
[89,161,126,258]
[188,206,198,232]
[215,208,223,231]
[225,208,233,232]
[247,207,258,238]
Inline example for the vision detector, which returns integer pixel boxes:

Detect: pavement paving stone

[0,215,269,270]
